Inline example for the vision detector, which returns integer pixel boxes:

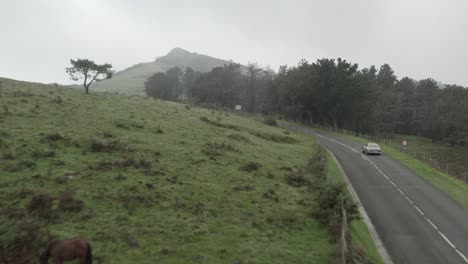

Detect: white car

[362,143,382,155]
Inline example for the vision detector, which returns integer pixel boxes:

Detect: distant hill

[93,48,232,95]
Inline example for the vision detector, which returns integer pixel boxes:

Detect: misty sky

[1,0,467,86]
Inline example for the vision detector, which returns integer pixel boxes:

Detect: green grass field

[379,134,468,182]
[0,78,337,263]
[325,130,468,210]
[326,153,384,264]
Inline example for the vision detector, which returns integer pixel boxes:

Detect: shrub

[241,162,262,172]
[131,121,145,129]
[202,142,240,157]
[248,130,298,144]
[43,133,65,142]
[312,183,359,238]
[262,188,279,202]
[285,169,311,187]
[27,192,54,217]
[90,138,131,152]
[31,149,55,159]
[58,191,84,212]
[51,96,63,104]
[0,128,10,137]
[0,215,48,263]
[153,126,164,134]
[2,105,10,114]
[2,160,36,172]
[227,133,251,143]
[114,119,130,129]
[264,116,277,126]
[199,117,240,131]
[232,185,255,191]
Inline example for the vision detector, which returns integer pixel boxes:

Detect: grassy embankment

[325,130,468,210]
[0,77,336,263]
[326,153,384,264]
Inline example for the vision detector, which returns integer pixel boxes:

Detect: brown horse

[39,238,92,264]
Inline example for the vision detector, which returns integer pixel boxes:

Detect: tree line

[144,59,468,146]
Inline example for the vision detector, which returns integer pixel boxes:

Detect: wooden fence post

[341,195,347,264]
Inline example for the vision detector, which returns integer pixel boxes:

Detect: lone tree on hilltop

[66,59,113,94]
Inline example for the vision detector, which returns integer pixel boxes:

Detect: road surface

[314,131,468,264]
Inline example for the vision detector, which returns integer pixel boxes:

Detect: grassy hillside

[0,78,336,263]
[92,48,231,95]
[379,134,468,182]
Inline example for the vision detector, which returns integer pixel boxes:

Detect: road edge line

[325,148,394,264]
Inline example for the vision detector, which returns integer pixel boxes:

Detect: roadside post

[401,140,408,153]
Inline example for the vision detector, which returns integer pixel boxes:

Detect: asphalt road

[314,131,468,264]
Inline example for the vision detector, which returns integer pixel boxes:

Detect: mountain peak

[166,47,192,57]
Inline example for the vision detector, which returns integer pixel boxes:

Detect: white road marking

[414,205,425,216]
[426,218,438,230]
[456,250,468,263]
[439,231,456,249]
[316,132,468,263]
[396,187,404,195]
[404,196,414,205]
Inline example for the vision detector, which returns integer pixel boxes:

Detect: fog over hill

[93,48,232,95]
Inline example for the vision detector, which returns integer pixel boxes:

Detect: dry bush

[202,142,240,157]
[131,121,145,129]
[312,183,359,239]
[199,117,240,131]
[94,157,152,172]
[31,149,55,159]
[58,191,84,212]
[285,169,311,187]
[114,119,130,129]
[227,133,251,143]
[27,192,54,217]
[2,160,36,172]
[42,132,65,143]
[0,215,48,264]
[264,116,278,126]
[90,138,131,153]
[262,188,279,202]
[248,130,298,144]
[232,185,255,192]
[118,188,156,209]
[241,162,262,172]
[153,126,164,134]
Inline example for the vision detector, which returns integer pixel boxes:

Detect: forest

[144,59,468,146]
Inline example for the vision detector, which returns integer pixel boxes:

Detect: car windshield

[369,143,380,148]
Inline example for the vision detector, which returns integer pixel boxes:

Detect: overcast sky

[1,0,467,86]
